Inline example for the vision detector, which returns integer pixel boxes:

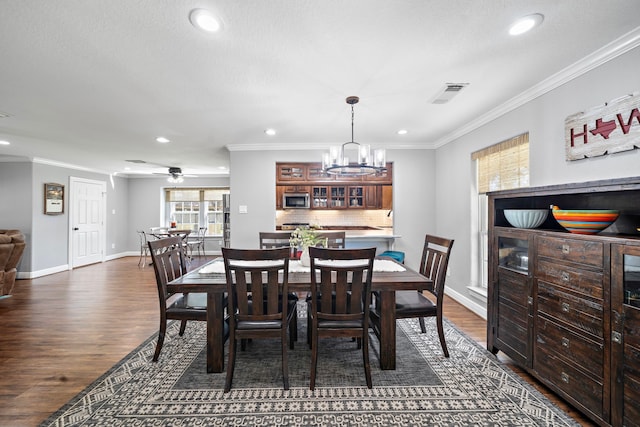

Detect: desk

[168,259,430,373]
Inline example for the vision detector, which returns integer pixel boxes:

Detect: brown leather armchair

[0,229,26,297]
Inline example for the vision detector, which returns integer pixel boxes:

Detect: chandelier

[322,96,386,176]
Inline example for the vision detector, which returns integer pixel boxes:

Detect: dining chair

[308,246,376,390]
[371,234,454,357]
[259,231,300,340]
[305,231,347,345]
[137,230,151,267]
[222,247,295,392]
[315,231,346,249]
[187,227,207,258]
[148,236,208,362]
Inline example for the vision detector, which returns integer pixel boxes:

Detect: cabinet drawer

[536,236,603,268]
[536,259,603,300]
[536,316,603,378]
[534,346,604,419]
[537,281,603,338]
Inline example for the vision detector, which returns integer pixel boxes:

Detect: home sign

[565,92,640,161]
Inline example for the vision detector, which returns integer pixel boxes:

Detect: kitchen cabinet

[276,162,393,210]
[275,186,284,210]
[381,185,392,210]
[488,177,640,427]
[277,163,306,181]
[282,185,310,193]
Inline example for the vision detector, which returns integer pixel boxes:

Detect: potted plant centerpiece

[289,226,328,266]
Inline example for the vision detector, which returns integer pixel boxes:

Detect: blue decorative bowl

[504,209,548,229]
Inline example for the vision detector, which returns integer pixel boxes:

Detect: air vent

[432,83,469,104]
[125,159,147,164]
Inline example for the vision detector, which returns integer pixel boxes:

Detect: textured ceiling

[0,0,638,177]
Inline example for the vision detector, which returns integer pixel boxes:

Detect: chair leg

[362,330,372,389]
[310,328,318,390]
[307,304,312,348]
[282,329,290,390]
[224,336,237,393]
[436,314,450,358]
[179,320,187,336]
[418,317,426,333]
[153,319,167,362]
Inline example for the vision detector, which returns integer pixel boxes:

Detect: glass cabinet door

[623,254,640,308]
[498,236,529,274]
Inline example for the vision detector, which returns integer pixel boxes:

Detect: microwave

[283,193,310,209]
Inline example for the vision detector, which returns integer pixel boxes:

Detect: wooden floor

[0,257,596,426]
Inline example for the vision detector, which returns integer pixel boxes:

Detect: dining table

[167,257,431,373]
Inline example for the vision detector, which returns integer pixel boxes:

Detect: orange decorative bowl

[551,206,619,235]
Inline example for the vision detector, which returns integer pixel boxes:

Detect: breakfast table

[168,257,431,373]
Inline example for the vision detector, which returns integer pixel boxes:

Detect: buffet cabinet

[487,177,640,427]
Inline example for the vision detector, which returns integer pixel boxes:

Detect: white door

[70,177,106,268]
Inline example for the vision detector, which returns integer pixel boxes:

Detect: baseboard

[17,264,69,279]
[444,287,487,320]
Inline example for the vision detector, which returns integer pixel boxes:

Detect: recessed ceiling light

[124,167,131,171]
[156,136,170,143]
[0,140,10,145]
[189,9,223,33]
[509,13,544,36]
[265,129,276,136]
[397,129,408,135]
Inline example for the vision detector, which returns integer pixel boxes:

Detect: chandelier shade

[322,96,386,176]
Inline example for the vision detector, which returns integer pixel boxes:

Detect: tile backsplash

[276,209,393,228]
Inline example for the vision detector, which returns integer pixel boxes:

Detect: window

[472,133,529,290]
[165,188,229,235]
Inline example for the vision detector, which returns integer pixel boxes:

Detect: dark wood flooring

[0,257,595,426]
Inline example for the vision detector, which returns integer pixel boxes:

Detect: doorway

[69,177,106,268]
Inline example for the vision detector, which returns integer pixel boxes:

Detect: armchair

[0,229,26,297]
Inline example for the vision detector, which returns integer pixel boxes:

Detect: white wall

[435,45,640,313]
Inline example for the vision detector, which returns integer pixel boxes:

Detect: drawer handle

[561,302,570,312]
[527,296,533,306]
[561,372,570,383]
[612,331,622,344]
[561,337,570,348]
[562,244,570,254]
[561,271,570,282]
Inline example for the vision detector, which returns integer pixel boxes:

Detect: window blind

[472,132,529,194]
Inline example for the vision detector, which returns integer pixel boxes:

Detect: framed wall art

[44,183,64,214]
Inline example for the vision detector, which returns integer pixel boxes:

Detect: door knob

[73,227,79,231]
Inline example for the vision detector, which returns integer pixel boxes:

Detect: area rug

[42,306,580,426]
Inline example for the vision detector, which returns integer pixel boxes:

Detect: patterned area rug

[42,306,580,426]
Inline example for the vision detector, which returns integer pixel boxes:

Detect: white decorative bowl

[504,209,549,229]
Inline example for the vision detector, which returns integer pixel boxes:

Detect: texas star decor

[565,92,640,161]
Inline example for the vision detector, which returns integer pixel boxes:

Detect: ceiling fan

[126,160,197,182]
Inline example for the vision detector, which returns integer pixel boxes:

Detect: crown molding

[431,25,640,149]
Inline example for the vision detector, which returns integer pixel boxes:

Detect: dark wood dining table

[167,258,431,373]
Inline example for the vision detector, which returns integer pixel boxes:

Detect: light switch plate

[239,205,248,214]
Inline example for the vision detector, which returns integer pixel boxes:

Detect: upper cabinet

[276,162,392,185]
[276,162,393,210]
[276,163,306,181]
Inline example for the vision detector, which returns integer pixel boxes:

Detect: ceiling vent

[431,83,469,104]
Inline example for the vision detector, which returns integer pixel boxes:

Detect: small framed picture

[44,183,64,214]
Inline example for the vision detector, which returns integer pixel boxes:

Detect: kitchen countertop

[276,225,399,239]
